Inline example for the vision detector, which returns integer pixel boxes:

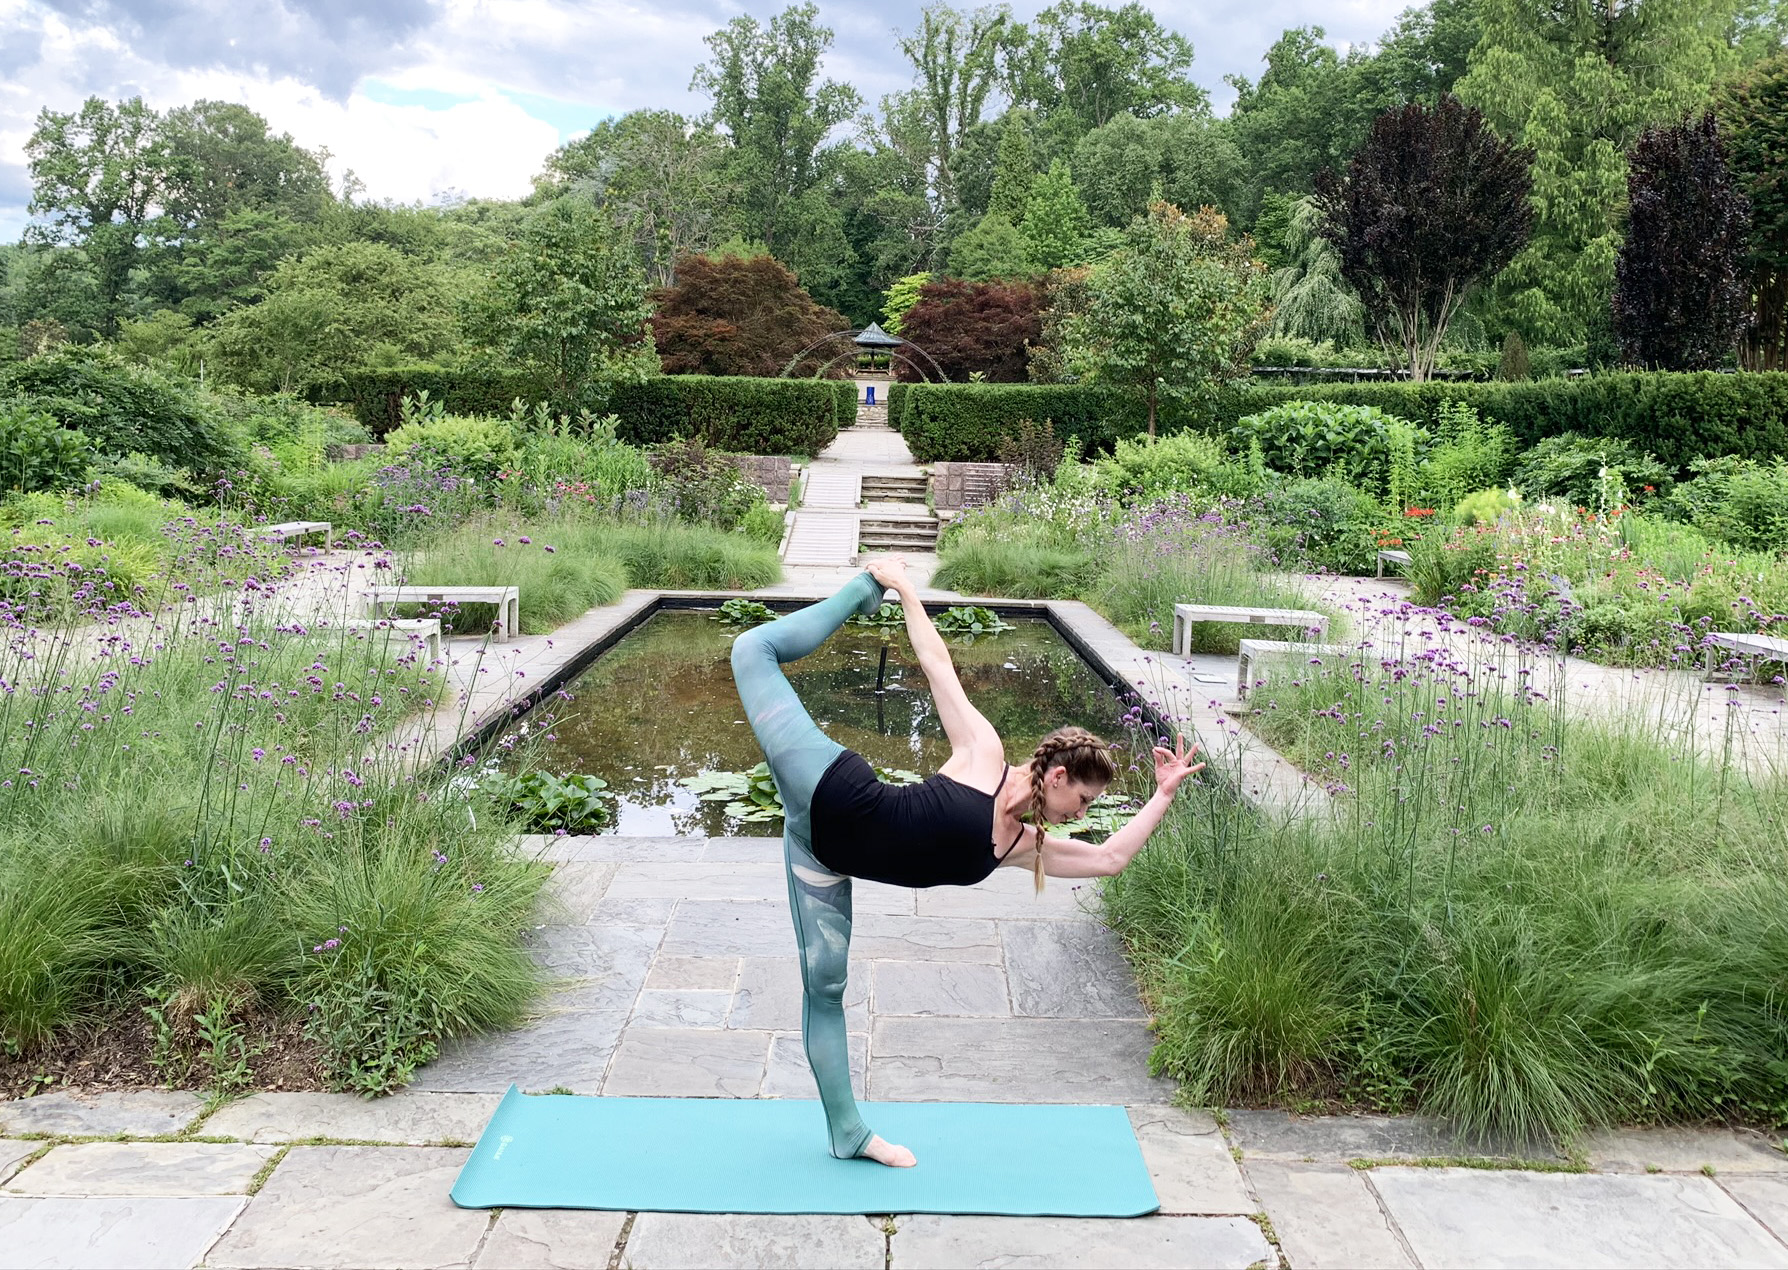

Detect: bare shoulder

[935,745,1012,796]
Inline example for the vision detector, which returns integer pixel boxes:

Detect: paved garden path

[782,381,925,567]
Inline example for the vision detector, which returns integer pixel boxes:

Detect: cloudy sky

[0,0,1410,241]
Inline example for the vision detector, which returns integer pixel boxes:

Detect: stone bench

[1237,639,1353,699]
[1377,549,1413,578]
[253,520,332,550]
[1703,630,1788,682]
[364,586,520,643]
[342,617,443,664]
[1172,603,1329,658]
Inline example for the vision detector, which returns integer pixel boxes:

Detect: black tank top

[809,750,1027,888]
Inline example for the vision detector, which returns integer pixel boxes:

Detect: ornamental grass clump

[1103,631,1788,1145]
[0,518,548,1095]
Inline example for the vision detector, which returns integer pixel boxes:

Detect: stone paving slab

[201,1091,502,1145]
[410,1008,629,1094]
[603,1027,772,1098]
[849,914,1002,963]
[0,1195,245,1269]
[4,1141,277,1196]
[1245,1160,1415,1268]
[764,1032,868,1099]
[1581,1126,1788,1174]
[646,955,741,991]
[1370,1166,1788,1269]
[700,836,785,863]
[0,1089,204,1138]
[632,988,734,1028]
[532,922,662,1014]
[606,862,788,903]
[1002,920,1146,1019]
[0,1143,38,1185]
[661,899,798,958]
[1227,1109,1551,1163]
[624,1212,885,1269]
[538,860,618,923]
[730,957,869,1032]
[526,835,706,863]
[1125,1107,1253,1215]
[888,1213,1273,1269]
[475,1207,627,1269]
[869,1018,1169,1103]
[871,959,1011,1017]
[207,1145,485,1269]
[913,870,1093,920]
[1719,1174,1788,1244]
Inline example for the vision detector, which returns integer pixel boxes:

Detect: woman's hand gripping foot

[861,1134,917,1167]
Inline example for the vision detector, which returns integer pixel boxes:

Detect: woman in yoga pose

[730,557,1204,1168]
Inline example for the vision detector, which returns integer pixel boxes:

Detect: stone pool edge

[399,587,1324,823]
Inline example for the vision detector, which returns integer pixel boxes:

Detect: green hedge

[606,376,844,455]
[1201,373,1788,471]
[331,367,849,455]
[897,373,1788,469]
[895,384,1151,462]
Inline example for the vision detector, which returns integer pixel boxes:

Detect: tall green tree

[210,242,459,393]
[986,112,1038,221]
[24,96,171,338]
[1022,159,1092,268]
[1071,112,1241,228]
[1315,95,1534,380]
[536,110,729,288]
[465,198,657,403]
[156,100,331,232]
[948,213,1035,280]
[1718,51,1788,369]
[1456,0,1745,343]
[691,4,862,256]
[898,4,1013,208]
[1064,201,1271,436]
[1269,197,1366,345]
[1003,2,1206,149]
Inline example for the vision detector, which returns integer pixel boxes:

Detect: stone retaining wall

[734,455,796,503]
[929,461,1017,511]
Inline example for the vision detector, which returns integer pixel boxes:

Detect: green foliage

[647,437,765,531]
[1247,476,1386,574]
[1717,52,1788,370]
[599,520,781,590]
[948,213,1036,281]
[987,111,1038,221]
[713,598,776,624]
[327,365,550,434]
[463,197,658,404]
[994,416,1065,481]
[848,600,907,627]
[1064,203,1272,436]
[895,382,1144,462]
[1666,456,1788,552]
[1231,400,1426,495]
[383,406,518,484]
[607,376,846,454]
[932,605,1013,636]
[0,402,91,494]
[1021,159,1093,269]
[402,525,629,635]
[479,769,614,833]
[210,241,461,395]
[1455,486,1520,525]
[1269,197,1367,346]
[1,347,244,474]
[882,272,933,334]
[1497,330,1531,381]
[682,760,922,824]
[1198,373,1788,472]
[1094,431,1228,503]
[1509,433,1672,509]
[1421,401,1516,509]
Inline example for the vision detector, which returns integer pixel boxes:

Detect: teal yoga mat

[451,1087,1159,1217]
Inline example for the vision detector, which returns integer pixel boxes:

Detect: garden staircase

[858,514,939,554]
[860,473,928,504]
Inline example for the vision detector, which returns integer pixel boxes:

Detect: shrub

[1668,457,1788,552]
[1455,487,1519,525]
[1230,401,1426,496]
[894,278,1043,383]
[1420,401,1516,509]
[1,401,92,493]
[1094,431,1228,503]
[328,365,550,434]
[1,348,244,474]
[383,409,518,484]
[995,418,1066,483]
[647,438,764,531]
[1246,477,1385,574]
[1509,433,1673,510]
[649,253,849,377]
[403,526,629,634]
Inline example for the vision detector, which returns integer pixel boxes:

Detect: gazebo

[853,322,902,372]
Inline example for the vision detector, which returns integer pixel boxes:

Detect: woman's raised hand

[867,556,911,591]
[1153,733,1205,797]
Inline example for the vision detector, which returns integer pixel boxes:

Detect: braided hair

[1024,726,1117,892]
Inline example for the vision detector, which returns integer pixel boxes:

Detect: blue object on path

[866,385,876,406]
[451,1087,1160,1217]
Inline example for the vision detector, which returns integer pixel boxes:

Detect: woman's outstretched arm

[866,557,1001,760]
[1000,735,1205,877]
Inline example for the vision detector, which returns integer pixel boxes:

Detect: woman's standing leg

[730,572,883,1159]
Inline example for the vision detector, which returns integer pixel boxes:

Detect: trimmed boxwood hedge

[331,367,850,455]
[897,373,1788,469]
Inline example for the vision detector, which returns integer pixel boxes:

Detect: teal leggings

[729,571,884,1159]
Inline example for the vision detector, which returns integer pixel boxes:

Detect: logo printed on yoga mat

[492,1134,513,1161]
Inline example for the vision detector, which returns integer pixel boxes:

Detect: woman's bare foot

[860,1134,917,1167]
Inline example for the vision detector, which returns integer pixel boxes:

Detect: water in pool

[523,608,1134,836]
